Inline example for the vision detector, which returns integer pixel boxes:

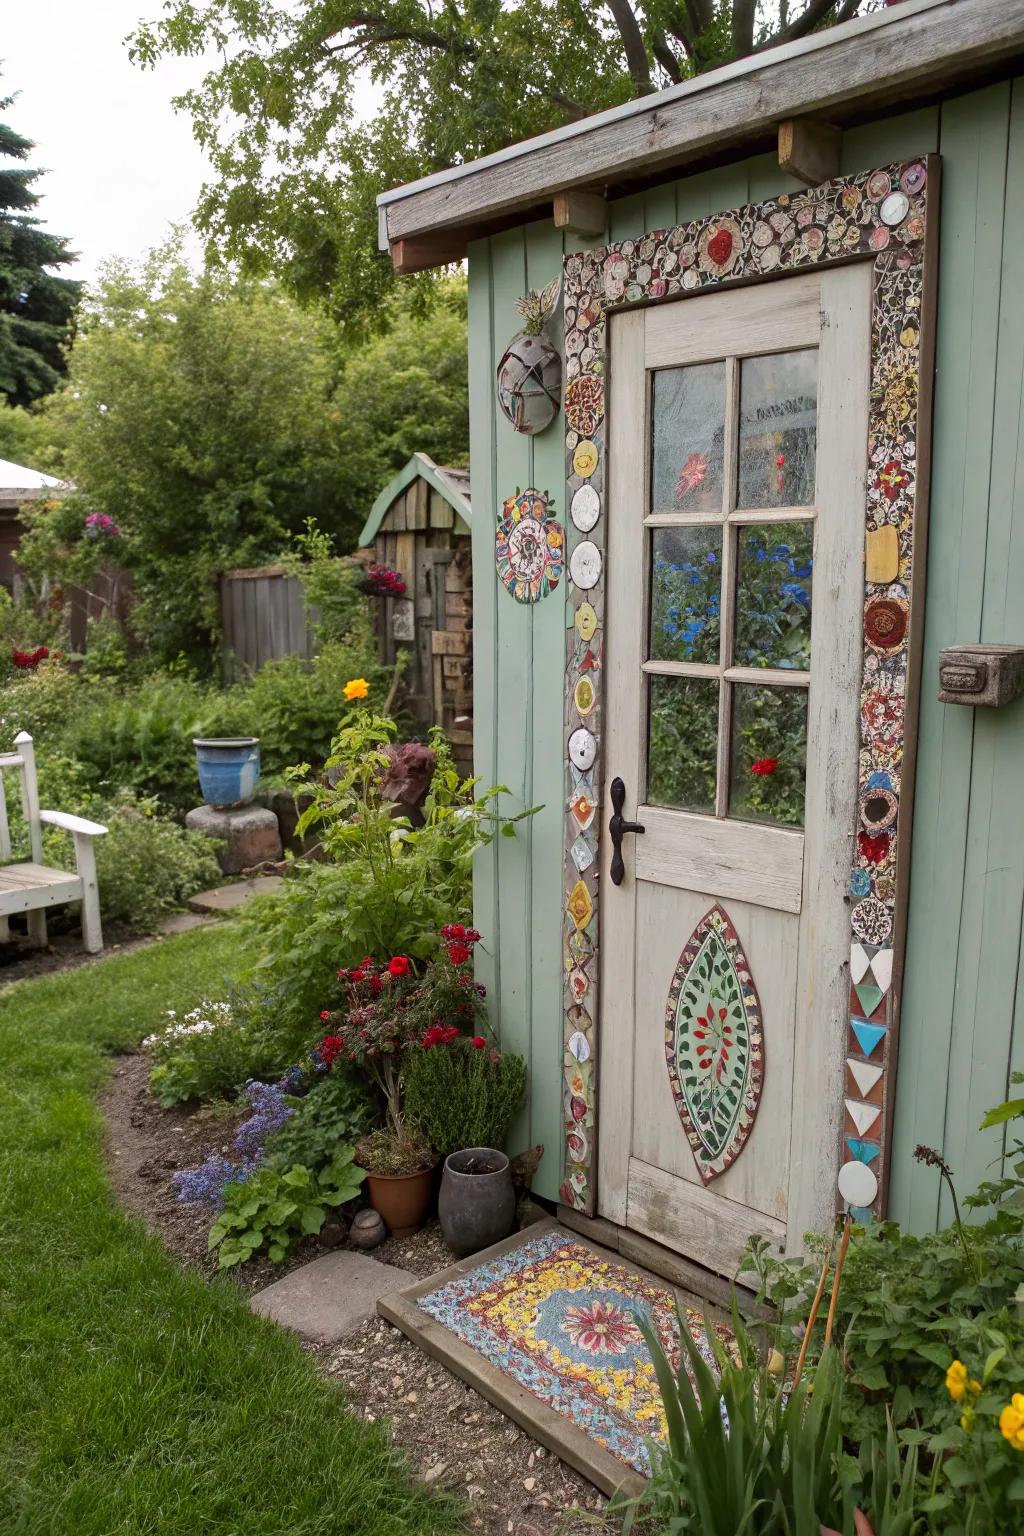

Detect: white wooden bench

[0,731,108,953]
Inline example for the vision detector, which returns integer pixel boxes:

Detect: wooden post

[74,831,103,954]
[553,190,607,239]
[778,119,842,187]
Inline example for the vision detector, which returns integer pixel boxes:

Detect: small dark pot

[439,1147,516,1257]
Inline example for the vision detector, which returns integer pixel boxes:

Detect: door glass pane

[729,684,807,827]
[650,525,722,664]
[651,363,725,514]
[648,675,718,813]
[734,522,814,670]
[738,350,817,508]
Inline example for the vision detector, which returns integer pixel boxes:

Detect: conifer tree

[0,92,81,407]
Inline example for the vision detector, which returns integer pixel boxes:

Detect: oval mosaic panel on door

[663,903,765,1183]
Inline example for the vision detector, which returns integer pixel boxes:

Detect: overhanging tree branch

[606,0,656,94]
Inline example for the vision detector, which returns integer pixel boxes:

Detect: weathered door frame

[558,159,940,1236]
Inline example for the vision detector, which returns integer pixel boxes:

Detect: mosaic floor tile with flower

[416,1229,718,1473]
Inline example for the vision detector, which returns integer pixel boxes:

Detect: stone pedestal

[185,802,282,875]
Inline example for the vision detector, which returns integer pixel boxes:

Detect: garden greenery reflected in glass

[646,349,817,829]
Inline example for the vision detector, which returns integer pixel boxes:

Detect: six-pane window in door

[644,350,816,827]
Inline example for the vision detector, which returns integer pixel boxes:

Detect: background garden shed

[359,452,473,767]
[377,0,1024,1293]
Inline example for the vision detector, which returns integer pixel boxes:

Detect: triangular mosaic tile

[850,1020,887,1058]
[846,1137,881,1165]
[870,948,894,993]
[849,985,888,1025]
[847,1058,884,1098]
[854,982,884,1019]
[845,1098,883,1137]
[850,943,874,984]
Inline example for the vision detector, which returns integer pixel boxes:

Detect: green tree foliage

[0,91,81,407]
[16,244,467,665]
[128,1,872,326]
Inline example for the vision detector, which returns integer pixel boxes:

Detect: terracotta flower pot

[365,1165,436,1237]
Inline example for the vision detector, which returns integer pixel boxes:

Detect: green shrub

[232,644,388,781]
[90,797,221,932]
[145,998,291,1107]
[264,1071,369,1173]
[240,713,531,1033]
[208,1149,365,1267]
[406,1039,527,1158]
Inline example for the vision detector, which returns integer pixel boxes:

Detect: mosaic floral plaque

[495,487,564,603]
[558,159,937,1220]
[664,904,765,1181]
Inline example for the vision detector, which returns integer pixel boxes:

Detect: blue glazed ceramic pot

[193,737,260,808]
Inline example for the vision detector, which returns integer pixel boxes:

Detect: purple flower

[173,1154,253,1209]
[233,1079,293,1159]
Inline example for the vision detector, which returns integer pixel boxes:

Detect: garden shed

[0,457,64,595]
[359,453,473,767]
[376,0,1024,1295]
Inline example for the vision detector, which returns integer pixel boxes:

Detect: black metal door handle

[609,776,645,886]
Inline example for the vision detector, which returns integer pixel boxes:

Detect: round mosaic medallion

[570,483,601,533]
[565,373,605,437]
[496,330,561,435]
[567,1030,591,1063]
[860,785,898,834]
[569,540,602,590]
[495,488,563,603]
[573,440,599,478]
[901,162,928,195]
[838,1158,878,1207]
[880,190,911,228]
[574,676,596,716]
[568,727,597,771]
[866,170,892,201]
[850,897,894,945]
[865,597,908,649]
[575,601,598,641]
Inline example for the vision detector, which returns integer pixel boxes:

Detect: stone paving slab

[251,1251,415,1343]
[157,911,216,936]
[187,876,283,914]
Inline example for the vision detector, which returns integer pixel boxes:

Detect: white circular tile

[568,727,597,771]
[571,483,600,533]
[569,540,602,590]
[837,1159,878,1207]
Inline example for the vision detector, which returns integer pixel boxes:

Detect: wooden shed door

[597,267,872,1279]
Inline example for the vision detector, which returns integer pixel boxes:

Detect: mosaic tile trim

[559,160,936,1219]
[664,903,765,1182]
[416,1229,720,1473]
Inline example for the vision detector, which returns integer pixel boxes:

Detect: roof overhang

[377,0,1024,272]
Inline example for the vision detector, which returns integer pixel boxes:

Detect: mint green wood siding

[469,85,1024,1221]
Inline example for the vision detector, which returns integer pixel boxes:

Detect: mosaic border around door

[559,159,938,1224]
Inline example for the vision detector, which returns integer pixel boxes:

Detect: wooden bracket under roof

[778,119,843,187]
[553,190,608,239]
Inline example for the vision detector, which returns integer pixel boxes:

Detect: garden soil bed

[101,1053,617,1535]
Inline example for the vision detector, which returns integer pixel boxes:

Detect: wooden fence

[220,566,313,680]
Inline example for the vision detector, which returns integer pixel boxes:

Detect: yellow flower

[343,677,369,701]
[946,1360,968,1402]
[1000,1394,1024,1451]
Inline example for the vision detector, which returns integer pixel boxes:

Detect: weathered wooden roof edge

[358,452,472,547]
[377,0,1024,267]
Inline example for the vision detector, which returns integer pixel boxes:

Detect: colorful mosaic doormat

[416,1229,718,1474]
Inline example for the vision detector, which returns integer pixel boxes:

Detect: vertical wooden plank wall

[469,87,1024,1218]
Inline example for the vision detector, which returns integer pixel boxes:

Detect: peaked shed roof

[0,457,65,503]
[377,0,1024,271]
[358,452,472,547]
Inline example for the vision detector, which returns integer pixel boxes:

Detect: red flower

[751,757,779,777]
[447,942,471,966]
[318,1034,346,1068]
[422,1024,461,1049]
[470,1036,486,1050]
[440,924,466,941]
[707,228,734,266]
[319,1009,331,1022]
[388,955,410,977]
[775,454,786,468]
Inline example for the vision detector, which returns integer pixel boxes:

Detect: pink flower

[561,1300,641,1355]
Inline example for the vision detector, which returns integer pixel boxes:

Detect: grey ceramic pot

[438,1147,516,1257]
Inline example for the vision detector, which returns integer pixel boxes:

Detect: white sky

[3,0,217,285]
[2,0,381,289]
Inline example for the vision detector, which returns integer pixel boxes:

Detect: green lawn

[0,924,464,1536]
